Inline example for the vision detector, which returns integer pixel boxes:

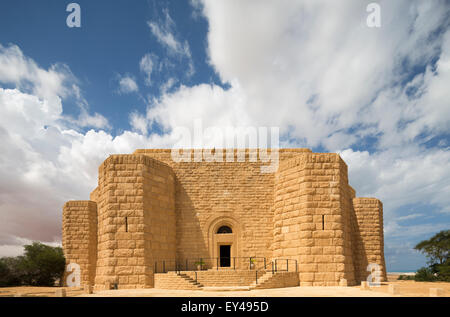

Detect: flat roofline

[133,148,312,153]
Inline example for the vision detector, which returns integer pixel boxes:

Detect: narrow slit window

[322,215,325,230]
[125,217,128,232]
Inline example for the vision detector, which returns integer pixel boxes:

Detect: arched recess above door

[206,214,243,261]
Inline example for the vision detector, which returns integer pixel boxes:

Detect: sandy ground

[0,274,448,297]
[0,286,85,297]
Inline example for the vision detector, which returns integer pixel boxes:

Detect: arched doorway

[216,226,232,267]
[207,216,241,269]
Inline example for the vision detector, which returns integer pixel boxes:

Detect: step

[202,286,251,292]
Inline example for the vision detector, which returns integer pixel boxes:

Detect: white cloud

[148,22,184,55]
[395,213,424,222]
[340,146,450,250]
[117,75,139,94]
[0,43,109,130]
[129,111,148,135]
[0,44,68,118]
[0,41,189,253]
[147,9,192,59]
[147,7,195,77]
[340,148,450,213]
[142,1,449,163]
[74,107,110,129]
[0,45,115,253]
[0,86,163,251]
[385,222,450,240]
[160,77,177,94]
[140,53,157,86]
[195,0,450,149]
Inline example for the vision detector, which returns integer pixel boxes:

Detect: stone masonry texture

[62,149,386,289]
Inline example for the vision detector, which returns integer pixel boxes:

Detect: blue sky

[0,0,449,272]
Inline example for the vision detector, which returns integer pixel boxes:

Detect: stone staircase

[250,271,299,289]
[184,270,258,287]
[249,271,274,289]
[154,270,299,290]
[154,272,203,290]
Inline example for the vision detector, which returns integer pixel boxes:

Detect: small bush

[415,267,437,282]
[435,262,450,282]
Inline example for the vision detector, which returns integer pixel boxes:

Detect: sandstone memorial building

[62,149,387,290]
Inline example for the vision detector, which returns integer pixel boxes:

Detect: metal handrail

[153,257,297,273]
[254,263,268,285]
[270,259,298,273]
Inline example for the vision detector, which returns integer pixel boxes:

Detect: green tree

[0,257,24,286]
[414,230,450,282]
[414,230,450,265]
[0,242,66,287]
[434,259,450,282]
[19,242,66,286]
[0,259,11,286]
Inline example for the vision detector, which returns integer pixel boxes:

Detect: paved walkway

[79,286,391,297]
[2,278,449,297]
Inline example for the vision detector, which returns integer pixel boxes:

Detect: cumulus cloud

[0,46,136,252]
[0,44,192,253]
[197,0,449,147]
[0,44,70,110]
[340,148,450,211]
[0,86,161,250]
[0,44,109,129]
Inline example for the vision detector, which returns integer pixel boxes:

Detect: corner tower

[273,152,357,286]
[62,200,98,287]
[92,154,176,289]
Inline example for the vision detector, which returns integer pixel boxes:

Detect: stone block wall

[62,200,97,286]
[273,153,356,286]
[133,149,297,263]
[336,157,357,285]
[143,155,176,271]
[252,272,300,289]
[62,149,386,289]
[93,154,175,289]
[352,198,387,283]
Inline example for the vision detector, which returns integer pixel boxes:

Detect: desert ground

[1,274,448,297]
